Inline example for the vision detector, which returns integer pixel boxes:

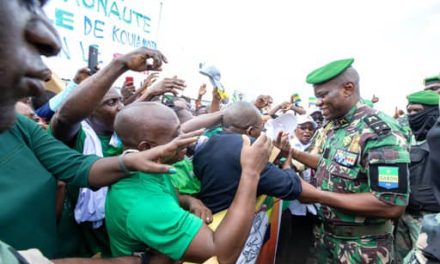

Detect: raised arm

[209,88,222,113]
[51,47,167,143]
[181,111,223,133]
[123,72,160,105]
[135,76,186,102]
[195,83,207,110]
[87,129,203,187]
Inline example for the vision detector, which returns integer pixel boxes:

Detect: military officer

[290,58,410,263]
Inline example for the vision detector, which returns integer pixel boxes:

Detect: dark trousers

[275,210,315,264]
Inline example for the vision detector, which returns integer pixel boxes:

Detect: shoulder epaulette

[364,114,391,136]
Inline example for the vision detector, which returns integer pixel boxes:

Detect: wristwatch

[133,251,150,264]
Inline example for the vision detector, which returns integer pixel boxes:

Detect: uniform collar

[332,101,364,128]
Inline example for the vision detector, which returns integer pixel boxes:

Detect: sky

[155,0,440,115]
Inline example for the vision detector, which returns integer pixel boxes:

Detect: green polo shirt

[0,114,100,258]
[170,158,201,195]
[106,171,203,260]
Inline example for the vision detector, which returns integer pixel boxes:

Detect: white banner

[43,0,162,79]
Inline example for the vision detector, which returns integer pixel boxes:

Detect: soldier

[404,113,440,263]
[395,91,440,262]
[290,58,410,263]
[423,75,440,94]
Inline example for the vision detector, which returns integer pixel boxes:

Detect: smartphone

[88,45,99,74]
[125,76,134,86]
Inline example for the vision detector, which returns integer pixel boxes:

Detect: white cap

[296,115,317,129]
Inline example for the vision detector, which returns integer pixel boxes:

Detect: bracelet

[118,149,139,176]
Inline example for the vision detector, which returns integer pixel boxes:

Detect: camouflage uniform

[306,121,333,187]
[314,102,410,264]
[397,115,415,145]
[395,211,431,262]
[403,213,440,263]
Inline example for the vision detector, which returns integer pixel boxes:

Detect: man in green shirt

[50,46,224,257]
[106,102,273,263]
[289,58,410,263]
[0,1,199,261]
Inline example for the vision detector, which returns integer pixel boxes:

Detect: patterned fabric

[395,211,427,263]
[397,115,414,144]
[314,230,394,264]
[313,101,411,263]
[315,102,410,225]
[403,213,440,263]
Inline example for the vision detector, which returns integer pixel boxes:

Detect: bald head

[114,102,180,149]
[223,102,262,130]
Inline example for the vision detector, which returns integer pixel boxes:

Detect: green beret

[306,58,354,85]
[407,90,439,106]
[424,75,440,86]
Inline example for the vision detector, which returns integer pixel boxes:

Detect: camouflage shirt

[404,213,440,263]
[315,102,410,226]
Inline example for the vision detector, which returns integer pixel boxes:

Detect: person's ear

[342,82,355,98]
[245,127,253,136]
[138,141,152,151]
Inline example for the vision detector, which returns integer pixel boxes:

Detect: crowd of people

[1,1,440,264]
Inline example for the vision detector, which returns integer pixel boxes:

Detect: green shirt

[0,114,99,258]
[74,127,122,157]
[106,172,203,260]
[170,158,201,195]
[315,102,410,226]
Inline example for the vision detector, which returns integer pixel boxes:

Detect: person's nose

[116,101,124,111]
[25,15,61,57]
[316,98,323,107]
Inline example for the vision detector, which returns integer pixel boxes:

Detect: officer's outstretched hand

[119,47,168,72]
[241,133,273,177]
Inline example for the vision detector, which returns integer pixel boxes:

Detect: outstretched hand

[274,131,291,153]
[149,129,204,163]
[140,72,160,92]
[198,83,207,97]
[240,133,273,176]
[125,129,204,173]
[254,95,268,109]
[72,66,92,84]
[119,47,168,72]
[145,76,186,98]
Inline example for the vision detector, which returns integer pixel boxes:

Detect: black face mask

[408,106,440,141]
